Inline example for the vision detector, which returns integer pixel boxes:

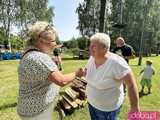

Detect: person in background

[84,33,139,120]
[53,47,62,71]
[139,60,155,94]
[113,37,135,64]
[17,21,83,120]
[113,37,135,94]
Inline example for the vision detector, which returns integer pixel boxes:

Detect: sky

[48,0,83,41]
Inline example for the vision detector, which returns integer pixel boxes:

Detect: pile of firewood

[55,77,87,118]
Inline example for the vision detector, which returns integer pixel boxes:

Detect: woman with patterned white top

[17,21,83,120]
[85,33,140,120]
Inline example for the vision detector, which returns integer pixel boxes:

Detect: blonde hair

[90,33,111,49]
[26,21,57,47]
[146,60,152,65]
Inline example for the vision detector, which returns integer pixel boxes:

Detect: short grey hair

[90,33,111,49]
[26,21,57,47]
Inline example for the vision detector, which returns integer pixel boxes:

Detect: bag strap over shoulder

[22,48,40,58]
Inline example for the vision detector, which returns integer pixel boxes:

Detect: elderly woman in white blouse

[17,21,83,120]
[85,33,140,120]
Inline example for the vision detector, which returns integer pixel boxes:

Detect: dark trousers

[88,104,121,120]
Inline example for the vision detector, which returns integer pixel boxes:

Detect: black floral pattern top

[17,49,59,117]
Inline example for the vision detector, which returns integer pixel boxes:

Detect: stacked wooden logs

[56,77,87,118]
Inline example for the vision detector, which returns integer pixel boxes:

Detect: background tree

[0,27,7,45]
[76,0,100,37]
[63,37,78,49]
[99,0,107,32]
[0,0,18,48]
[0,0,54,50]
[77,37,89,50]
[76,0,160,57]
[9,35,23,50]
[15,0,54,30]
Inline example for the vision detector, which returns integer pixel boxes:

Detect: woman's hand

[75,68,85,78]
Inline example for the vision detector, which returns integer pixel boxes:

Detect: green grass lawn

[0,55,160,120]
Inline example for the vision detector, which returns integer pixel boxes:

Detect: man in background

[113,37,135,94]
[113,37,135,64]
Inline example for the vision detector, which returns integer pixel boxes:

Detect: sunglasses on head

[38,25,54,38]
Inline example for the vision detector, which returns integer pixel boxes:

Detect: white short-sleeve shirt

[142,66,155,79]
[86,53,131,111]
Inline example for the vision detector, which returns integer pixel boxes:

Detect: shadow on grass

[0,102,17,110]
[129,64,140,67]
[139,92,150,98]
[62,57,79,61]
[62,57,88,61]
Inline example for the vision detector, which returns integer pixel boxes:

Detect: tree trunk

[5,0,11,50]
[99,0,106,32]
[138,18,145,66]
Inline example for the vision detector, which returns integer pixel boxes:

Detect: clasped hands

[75,68,87,78]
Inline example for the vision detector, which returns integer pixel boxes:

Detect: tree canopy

[0,0,54,49]
[76,0,160,55]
